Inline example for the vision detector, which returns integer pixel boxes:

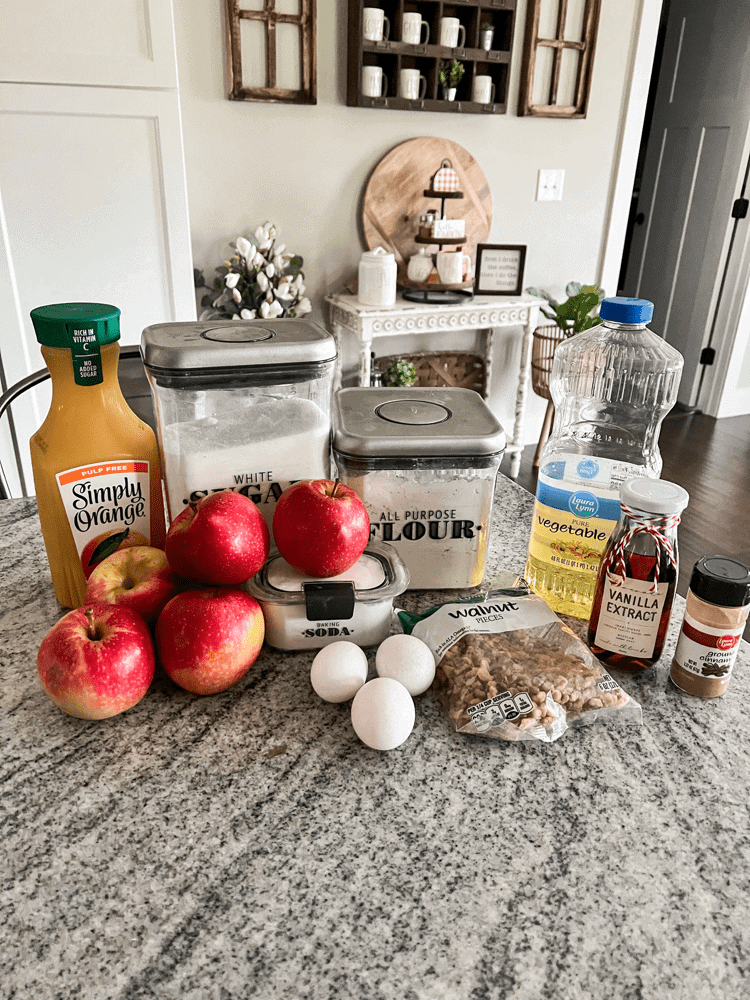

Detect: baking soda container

[142,319,336,538]
[525,297,683,619]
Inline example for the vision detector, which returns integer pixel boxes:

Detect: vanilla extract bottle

[587,478,689,672]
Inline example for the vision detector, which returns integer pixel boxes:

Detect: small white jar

[358,247,397,307]
[407,250,433,284]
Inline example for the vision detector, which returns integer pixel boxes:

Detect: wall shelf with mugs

[348,0,517,114]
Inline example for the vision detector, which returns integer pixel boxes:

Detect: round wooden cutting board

[362,137,492,286]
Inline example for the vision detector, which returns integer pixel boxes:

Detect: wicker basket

[531,324,571,400]
[377,351,487,397]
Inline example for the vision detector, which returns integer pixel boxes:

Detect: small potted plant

[525,282,606,399]
[439,59,464,100]
[479,20,494,51]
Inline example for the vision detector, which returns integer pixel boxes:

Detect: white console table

[325,292,541,478]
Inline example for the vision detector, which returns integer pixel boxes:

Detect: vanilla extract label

[594,574,668,658]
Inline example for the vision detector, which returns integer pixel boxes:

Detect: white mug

[437,250,471,285]
[363,7,390,42]
[472,74,496,104]
[401,12,429,45]
[399,68,427,100]
[361,65,387,98]
[439,17,466,48]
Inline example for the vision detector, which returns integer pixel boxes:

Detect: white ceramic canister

[333,387,506,589]
[245,541,409,650]
[358,247,397,307]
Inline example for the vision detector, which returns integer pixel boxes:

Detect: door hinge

[700,347,716,365]
[732,197,749,219]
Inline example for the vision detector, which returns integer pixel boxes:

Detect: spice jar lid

[689,556,750,608]
[619,477,689,514]
[333,387,506,457]
[141,319,336,373]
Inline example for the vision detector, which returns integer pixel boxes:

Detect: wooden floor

[499,407,750,605]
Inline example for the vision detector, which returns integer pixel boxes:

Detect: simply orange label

[56,461,151,557]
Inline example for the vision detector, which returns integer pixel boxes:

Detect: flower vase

[442,86,457,101]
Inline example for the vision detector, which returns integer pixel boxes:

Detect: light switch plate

[537,168,565,201]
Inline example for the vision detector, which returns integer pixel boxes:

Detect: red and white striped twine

[603,504,681,592]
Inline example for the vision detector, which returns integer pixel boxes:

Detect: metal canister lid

[689,556,750,608]
[141,319,336,372]
[619,477,689,515]
[333,387,506,457]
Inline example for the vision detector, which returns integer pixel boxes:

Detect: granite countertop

[2,475,749,999]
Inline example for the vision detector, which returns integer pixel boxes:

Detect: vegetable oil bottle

[525,297,683,619]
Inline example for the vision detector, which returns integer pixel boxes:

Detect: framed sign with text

[475,244,527,296]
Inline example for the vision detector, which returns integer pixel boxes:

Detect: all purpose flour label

[56,461,151,557]
[352,471,495,588]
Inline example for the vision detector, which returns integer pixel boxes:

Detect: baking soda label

[672,611,744,680]
[56,461,151,557]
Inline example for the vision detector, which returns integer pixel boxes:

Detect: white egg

[310,641,368,703]
[350,677,415,751]
[375,633,436,696]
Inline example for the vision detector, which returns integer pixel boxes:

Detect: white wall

[173,0,644,444]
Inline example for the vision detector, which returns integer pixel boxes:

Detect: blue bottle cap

[599,297,654,324]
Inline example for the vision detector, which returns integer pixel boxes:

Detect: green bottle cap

[30,303,121,386]
[30,302,121,347]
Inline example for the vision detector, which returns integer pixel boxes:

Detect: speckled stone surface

[2,476,749,1000]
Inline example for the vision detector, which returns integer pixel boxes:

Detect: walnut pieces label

[407,590,640,743]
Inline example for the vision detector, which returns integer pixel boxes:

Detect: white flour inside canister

[344,466,496,589]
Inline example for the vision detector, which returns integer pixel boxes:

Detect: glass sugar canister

[142,319,336,536]
[333,387,506,589]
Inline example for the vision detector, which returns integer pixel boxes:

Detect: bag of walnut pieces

[399,582,642,743]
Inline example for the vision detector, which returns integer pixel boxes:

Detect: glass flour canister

[333,387,506,589]
[142,319,336,536]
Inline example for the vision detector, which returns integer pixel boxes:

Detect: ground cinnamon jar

[670,556,750,698]
[588,478,688,672]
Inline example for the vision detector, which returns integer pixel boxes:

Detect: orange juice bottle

[29,303,166,608]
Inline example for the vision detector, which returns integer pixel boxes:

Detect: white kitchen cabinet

[0,0,193,497]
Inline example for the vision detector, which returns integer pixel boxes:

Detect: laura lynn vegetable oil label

[56,461,151,557]
[527,465,626,577]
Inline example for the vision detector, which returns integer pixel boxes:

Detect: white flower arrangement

[195,223,311,321]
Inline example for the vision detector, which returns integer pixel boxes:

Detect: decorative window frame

[518,0,601,119]
[224,0,317,105]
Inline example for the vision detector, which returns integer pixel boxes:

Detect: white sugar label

[56,461,151,557]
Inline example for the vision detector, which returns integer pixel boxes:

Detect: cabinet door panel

[0,85,194,496]
[0,0,178,88]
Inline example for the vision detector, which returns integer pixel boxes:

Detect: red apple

[37,604,155,720]
[165,490,270,586]
[81,527,150,579]
[84,545,181,625]
[272,479,370,578]
[155,587,264,695]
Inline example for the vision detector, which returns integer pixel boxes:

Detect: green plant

[439,59,465,89]
[382,358,417,387]
[526,282,606,333]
